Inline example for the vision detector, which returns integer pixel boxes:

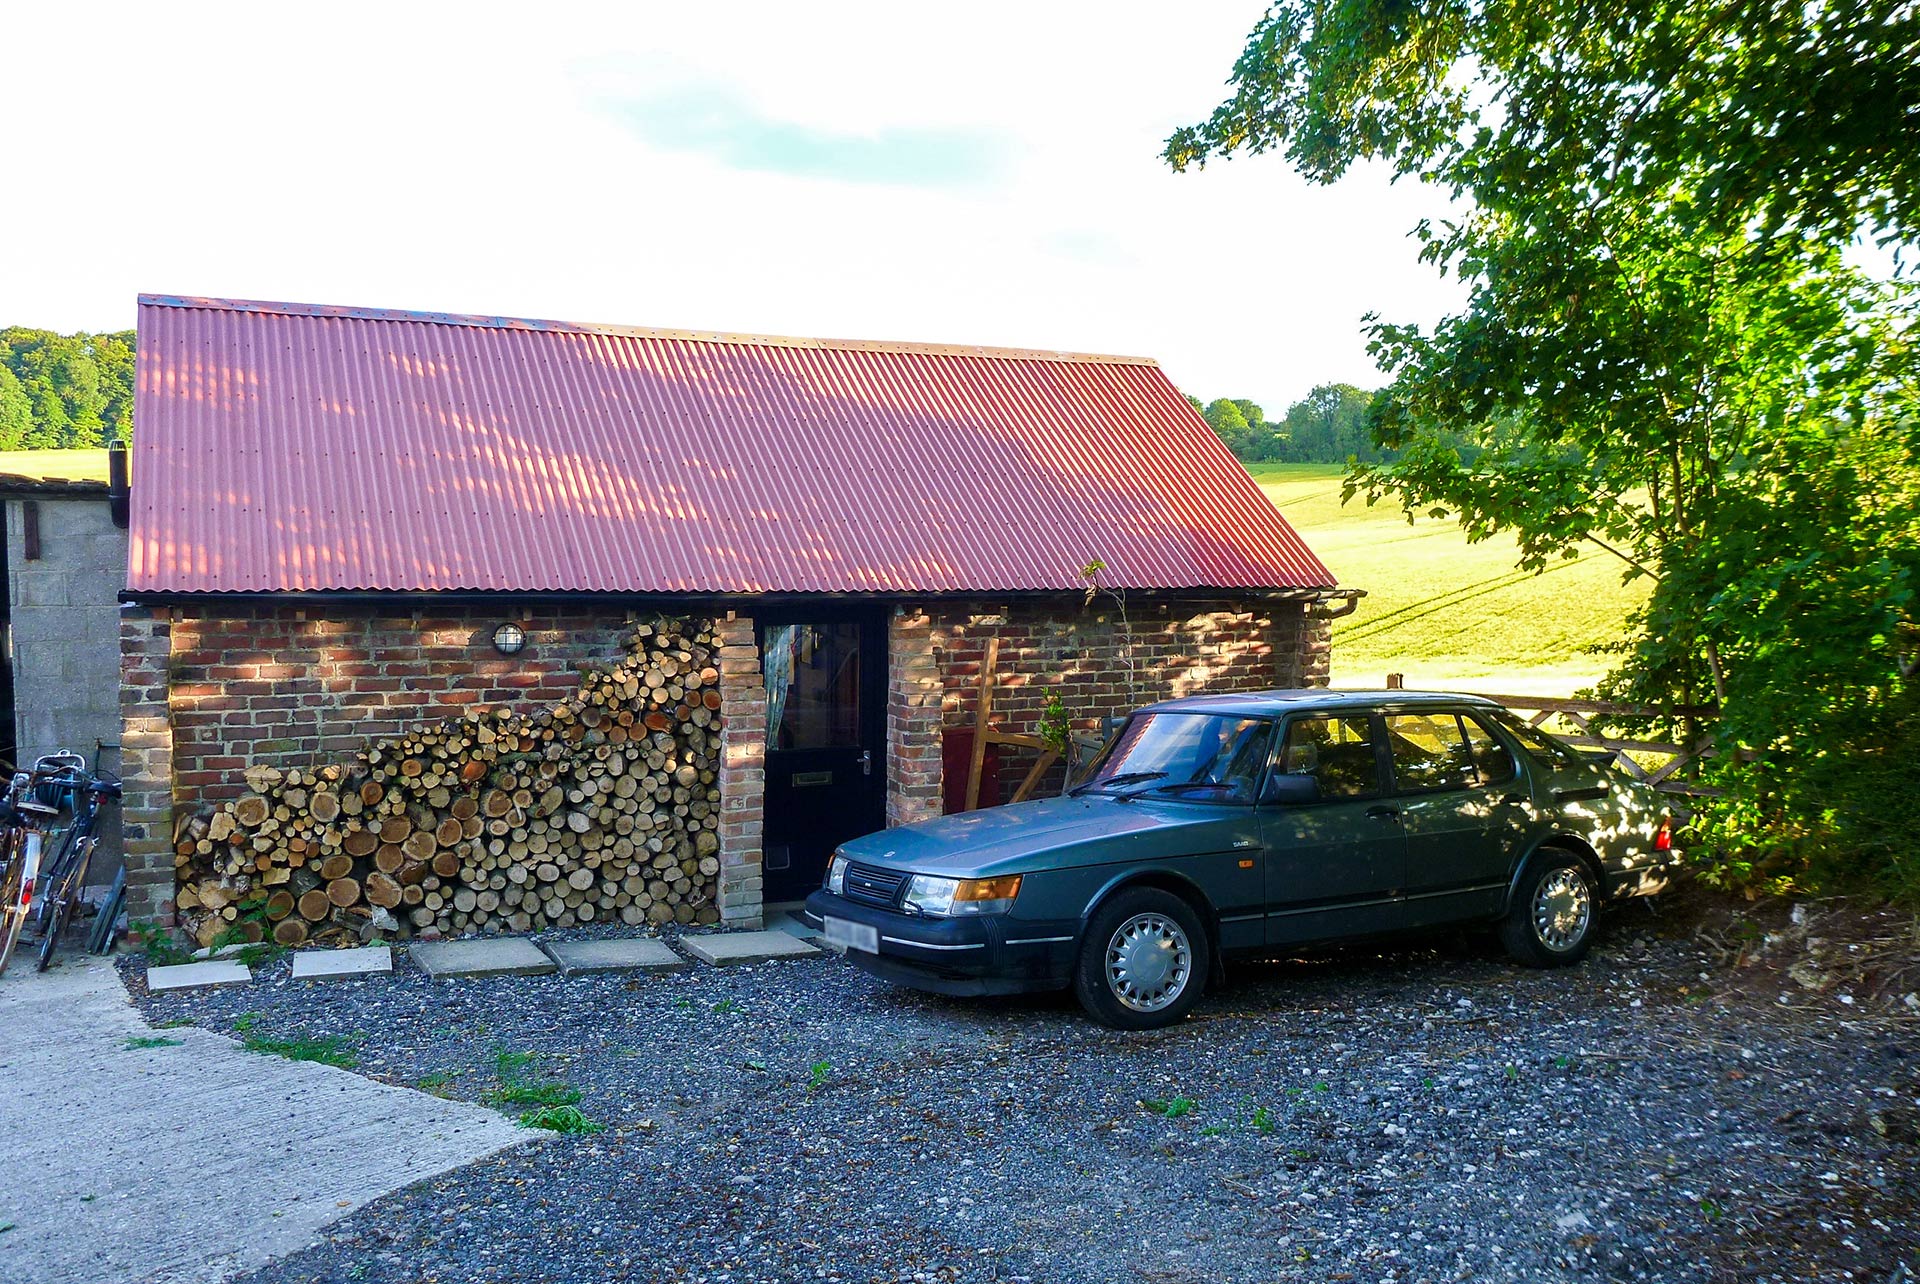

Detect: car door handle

[1365,805,1400,821]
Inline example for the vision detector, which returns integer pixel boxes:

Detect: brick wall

[886,609,943,827]
[166,606,630,814]
[917,597,1323,807]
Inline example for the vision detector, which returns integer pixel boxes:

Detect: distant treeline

[0,328,135,449]
[1186,384,1379,464]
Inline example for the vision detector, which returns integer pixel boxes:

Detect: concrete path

[0,955,526,1284]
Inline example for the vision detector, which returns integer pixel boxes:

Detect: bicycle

[0,763,70,978]
[29,747,121,972]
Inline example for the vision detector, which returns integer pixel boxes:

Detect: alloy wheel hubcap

[1105,913,1192,1012]
[1533,868,1592,951]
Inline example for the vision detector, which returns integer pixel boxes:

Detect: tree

[0,327,135,448]
[1168,2,1920,893]
[0,367,32,450]
[1202,396,1257,457]
[1281,383,1376,462]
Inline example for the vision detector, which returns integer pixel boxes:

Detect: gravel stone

[117,911,1919,1283]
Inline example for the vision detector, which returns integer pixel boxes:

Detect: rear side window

[1275,715,1381,800]
[1385,713,1472,792]
[1385,712,1519,793]
[1460,714,1518,785]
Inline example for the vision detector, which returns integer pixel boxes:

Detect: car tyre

[1074,887,1210,1030]
[1500,849,1597,967]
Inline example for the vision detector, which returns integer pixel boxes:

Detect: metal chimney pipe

[108,439,130,529]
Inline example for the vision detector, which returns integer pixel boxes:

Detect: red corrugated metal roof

[129,295,1337,596]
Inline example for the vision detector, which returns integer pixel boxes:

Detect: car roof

[1138,688,1507,718]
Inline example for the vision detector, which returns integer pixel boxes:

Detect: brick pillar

[120,605,177,927]
[1297,606,1334,688]
[715,615,765,928]
[886,607,944,826]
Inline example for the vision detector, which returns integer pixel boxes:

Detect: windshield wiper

[1072,771,1167,797]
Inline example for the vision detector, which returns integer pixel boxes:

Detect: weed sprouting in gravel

[415,1071,457,1096]
[493,1048,537,1078]
[1505,1064,1520,1081]
[1199,1123,1226,1137]
[1250,1104,1276,1134]
[1141,1096,1196,1119]
[712,998,740,1015]
[243,1032,361,1069]
[517,1105,604,1134]
[486,1082,583,1108]
[232,1011,266,1033]
[122,1035,182,1050]
[807,1059,832,1092]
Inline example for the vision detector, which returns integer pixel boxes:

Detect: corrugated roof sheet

[130,295,1337,596]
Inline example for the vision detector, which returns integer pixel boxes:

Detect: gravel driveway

[122,906,1918,1284]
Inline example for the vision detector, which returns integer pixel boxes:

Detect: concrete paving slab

[543,937,689,976]
[291,945,395,980]
[771,909,827,946]
[146,959,252,991]
[680,929,822,967]
[408,937,556,979]
[0,955,526,1284]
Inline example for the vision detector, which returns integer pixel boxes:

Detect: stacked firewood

[172,619,725,949]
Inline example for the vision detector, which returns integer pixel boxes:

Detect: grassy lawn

[1248,464,1650,697]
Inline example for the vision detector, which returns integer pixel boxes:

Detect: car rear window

[1493,713,1585,768]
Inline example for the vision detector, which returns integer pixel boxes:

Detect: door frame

[756,605,889,902]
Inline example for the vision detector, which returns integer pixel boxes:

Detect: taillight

[18,876,32,910]
[1654,819,1672,852]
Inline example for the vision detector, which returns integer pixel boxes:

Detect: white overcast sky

[1,1,1462,412]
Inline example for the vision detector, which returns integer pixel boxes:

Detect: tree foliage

[1170,1,1920,894]
[1189,384,1383,463]
[0,328,136,449]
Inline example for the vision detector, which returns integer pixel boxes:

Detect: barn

[121,295,1355,942]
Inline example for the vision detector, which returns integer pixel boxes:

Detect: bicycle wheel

[31,823,83,938]
[35,839,93,972]
[89,866,126,955]
[0,857,25,979]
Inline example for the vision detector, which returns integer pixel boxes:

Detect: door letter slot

[792,771,834,788]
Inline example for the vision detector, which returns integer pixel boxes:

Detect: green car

[803,690,1679,1029]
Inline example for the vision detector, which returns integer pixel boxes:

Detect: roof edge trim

[136,294,1164,366]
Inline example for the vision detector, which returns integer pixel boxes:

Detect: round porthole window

[492,622,527,655]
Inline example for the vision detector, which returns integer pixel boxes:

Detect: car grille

[842,862,907,910]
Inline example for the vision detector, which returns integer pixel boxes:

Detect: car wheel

[1499,849,1597,967]
[1074,887,1210,1030]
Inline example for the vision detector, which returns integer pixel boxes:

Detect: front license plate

[823,915,878,954]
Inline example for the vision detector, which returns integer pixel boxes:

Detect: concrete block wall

[8,495,126,878]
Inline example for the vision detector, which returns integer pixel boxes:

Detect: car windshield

[1077,713,1272,803]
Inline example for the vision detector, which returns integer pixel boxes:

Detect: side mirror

[1262,772,1320,805]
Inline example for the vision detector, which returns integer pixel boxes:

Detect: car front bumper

[801,889,1080,997]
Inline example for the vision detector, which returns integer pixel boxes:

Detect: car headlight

[826,854,848,895]
[902,874,1022,917]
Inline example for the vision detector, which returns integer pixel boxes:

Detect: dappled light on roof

[129,295,1338,596]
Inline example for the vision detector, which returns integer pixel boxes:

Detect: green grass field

[1248,464,1649,697]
